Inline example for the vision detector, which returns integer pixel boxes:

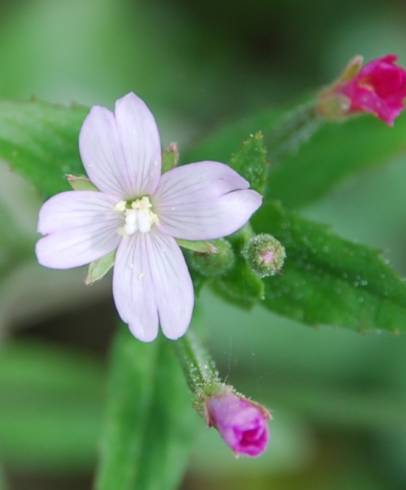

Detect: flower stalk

[267,100,323,162]
[176,331,221,403]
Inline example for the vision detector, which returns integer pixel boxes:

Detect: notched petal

[155,161,262,241]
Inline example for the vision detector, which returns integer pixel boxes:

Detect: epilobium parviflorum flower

[318,54,406,125]
[35,93,262,342]
[205,387,270,457]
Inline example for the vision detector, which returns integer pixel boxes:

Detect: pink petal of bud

[206,391,270,457]
[338,54,406,125]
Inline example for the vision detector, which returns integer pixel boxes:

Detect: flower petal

[37,191,120,235]
[112,230,194,342]
[79,93,161,198]
[113,234,159,342]
[79,105,131,197]
[148,231,194,340]
[36,221,120,269]
[114,93,162,196]
[154,162,262,240]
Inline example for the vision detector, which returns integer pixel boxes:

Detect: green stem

[175,331,221,397]
[267,100,323,162]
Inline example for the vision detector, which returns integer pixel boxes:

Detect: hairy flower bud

[243,233,286,277]
[189,238,235,277]
[205,388,270,457]
[318,54,406,125]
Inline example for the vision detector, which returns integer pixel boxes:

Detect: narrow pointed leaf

[95,328,197,490]
[253,201,406,333]
[268,114,406,209]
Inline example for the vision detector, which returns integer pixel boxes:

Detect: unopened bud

[243,233,286,277]
[205,386,270,457]
[189,239,234,277]
[317,54,406,125]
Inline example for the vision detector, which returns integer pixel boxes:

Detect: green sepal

[188,239,235,278]
[85,251,116,285]
[177,239,218,255]
[337,54,363,82]
[67,174,98,191]
[162,143,179,173]
[229,131,268,194]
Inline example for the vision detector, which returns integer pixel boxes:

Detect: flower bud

[205,388,270,457]
[189,239,235,277]
[318,54,406,126]
[243,233,286,278]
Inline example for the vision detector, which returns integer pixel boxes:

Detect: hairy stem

[267,100,323,162]
[175,330,221,398]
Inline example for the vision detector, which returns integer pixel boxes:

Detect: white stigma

[115,196,159,235]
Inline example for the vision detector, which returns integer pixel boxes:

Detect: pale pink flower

[339,54,406,125]
[206,390,270,457]
[36,93,262,341]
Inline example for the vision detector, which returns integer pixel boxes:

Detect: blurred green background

[1,0,406,489]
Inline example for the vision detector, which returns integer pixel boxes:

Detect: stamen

[114,200,127,212]
[114,196,159,236]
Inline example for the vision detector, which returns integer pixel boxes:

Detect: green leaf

[0,341,104,470]
[268,114,406,209]
[0,99,87,197]
[229,131,268,193]
[253,201,406,333]
[95,328,197,490]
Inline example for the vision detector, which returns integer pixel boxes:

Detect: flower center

[114,196,159,235]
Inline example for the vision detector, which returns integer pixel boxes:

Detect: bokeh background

[1,0,406,489]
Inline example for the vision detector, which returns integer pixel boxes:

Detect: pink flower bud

[338,54,406,125]
[205,390,270,457]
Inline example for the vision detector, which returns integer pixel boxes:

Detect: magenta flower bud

[339,54,406,125]
[205,390,270,457]
[319,54,406,126]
